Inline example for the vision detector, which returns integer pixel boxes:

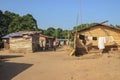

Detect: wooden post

[68,30,70,45]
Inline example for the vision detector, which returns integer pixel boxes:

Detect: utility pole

[74,13,79,52]
[71,0,83,56]
[74,0,83,56]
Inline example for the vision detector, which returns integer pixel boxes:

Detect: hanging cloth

[103,37,106,43]
[105,36,109,43]
[85,36,89,41]
[98,37,105,50]
[88,36,93,40]
[109,36,114,42]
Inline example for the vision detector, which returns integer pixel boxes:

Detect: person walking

[53,40,57,51]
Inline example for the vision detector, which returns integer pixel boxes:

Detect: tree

[61,30,68,39]
[8,13,39,33]
[43,27,55,37]
[73,23,97,31]
[8,16,22,33]
[0,10,40,39]
[115,25,120,28]
[21,14,38,31]
[55,28,63,39]
[0,10,9,37]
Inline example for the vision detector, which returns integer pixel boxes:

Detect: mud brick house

[74,24,120,55]
[2,31,40,53]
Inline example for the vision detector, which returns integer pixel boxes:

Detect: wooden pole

[74,13,79,55]
[68,30,70,45]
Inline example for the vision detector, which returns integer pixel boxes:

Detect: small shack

[56,39,69,46]
[2,34,11,49]
[2,31,40,53]
[39,34,54,50]
[74,24,120,55]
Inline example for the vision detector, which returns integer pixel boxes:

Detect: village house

[39,34,54,51]
[2,31,40,53]
[74,24,120,55]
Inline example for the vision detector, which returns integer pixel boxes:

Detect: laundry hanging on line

[79,35,114,42]
[98,37,105,50]
[79,35,97,41]
[109,36,114,42]
[79,34,114,47]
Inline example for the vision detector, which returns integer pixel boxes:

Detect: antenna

[100,20,109,24]
[80,0,83,29]
[76,13,79,32]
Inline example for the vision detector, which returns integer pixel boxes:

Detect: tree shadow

[0,55,23,59]
[0,62,33,80]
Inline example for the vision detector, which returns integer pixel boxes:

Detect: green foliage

[42,27,69,39]
[0,10,39,35]
[43,27,55,37]
[115,25,120,28]
[8,13,39,33]
[61,30,68,39]
[73,23,97,31]
[1,10,120,41]
[56,28,63,39]
[0,10,9,37]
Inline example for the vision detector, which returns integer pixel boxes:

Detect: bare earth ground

[0,48,120,80]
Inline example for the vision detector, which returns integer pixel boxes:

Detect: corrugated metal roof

[2,31,40,39]
[2,33,23,38]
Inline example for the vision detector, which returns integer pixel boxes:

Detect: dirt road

[0,49,120,80]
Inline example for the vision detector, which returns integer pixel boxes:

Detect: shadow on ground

[36,47,64,53]
[0,55,23,59]
[0,62,33,80]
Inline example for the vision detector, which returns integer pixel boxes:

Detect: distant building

[39,34,54,50]
[56,39,69,46]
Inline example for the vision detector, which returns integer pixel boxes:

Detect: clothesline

[79,35,114,50]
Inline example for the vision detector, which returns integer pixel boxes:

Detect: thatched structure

[74,24,120,55]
